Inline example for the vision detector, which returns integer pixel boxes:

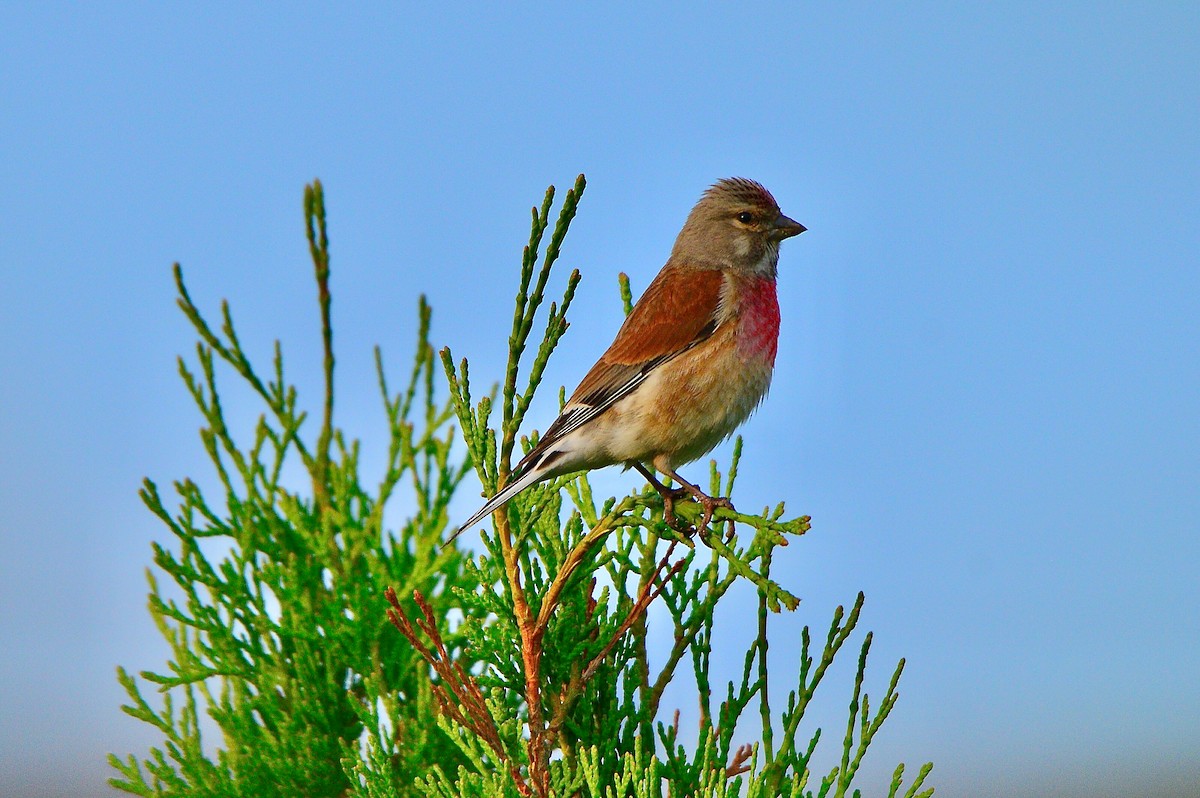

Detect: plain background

[2,4,1198,797]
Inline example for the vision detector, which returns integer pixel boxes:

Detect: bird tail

[443,463,547,546]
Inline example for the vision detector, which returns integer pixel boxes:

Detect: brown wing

[570,264,726,405]
[512,264,726,477]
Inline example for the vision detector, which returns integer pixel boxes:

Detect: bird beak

[771,214,807,240]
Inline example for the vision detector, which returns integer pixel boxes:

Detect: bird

[455,178,805,538]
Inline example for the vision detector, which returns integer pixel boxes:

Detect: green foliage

[110,181,477,797]
[114,177,934,798]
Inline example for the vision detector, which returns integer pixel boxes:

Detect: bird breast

[736,275,781,365]
[595,276,779,470]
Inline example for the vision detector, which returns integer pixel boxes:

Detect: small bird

[457,178,805,536]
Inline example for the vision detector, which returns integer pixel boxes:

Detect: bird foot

[660,486,692,531]
[634,463,736,537]
[660,485,735,536]
[693,491,735,537]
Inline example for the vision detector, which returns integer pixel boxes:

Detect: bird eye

[736,211,753,224]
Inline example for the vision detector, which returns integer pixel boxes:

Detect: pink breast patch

[738,277,780,364]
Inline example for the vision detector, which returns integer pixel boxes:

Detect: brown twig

[534,495,641,633]
[546,539,688,737]
[725,743,754,778]
[492,508,551,797]
[493,494,647,795]
[385,587,532,797]
[580,539,686,685]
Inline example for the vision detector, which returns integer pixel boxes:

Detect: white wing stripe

[549,371,648,440]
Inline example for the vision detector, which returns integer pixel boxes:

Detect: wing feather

[573,265,726,396]
[512,264,725,476]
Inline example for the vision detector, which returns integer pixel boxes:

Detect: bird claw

[636,463,736,537]
[661,487,692,531]
[696,493,735,535]
[660,486,735,537]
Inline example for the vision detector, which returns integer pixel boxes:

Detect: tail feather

[444,463,548,545]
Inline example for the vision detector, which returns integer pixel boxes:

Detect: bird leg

[632,463,735,534]
[631,462,691,529]
[663,468,736,536]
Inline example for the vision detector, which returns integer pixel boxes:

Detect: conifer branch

[304,179,335,514]
[118,178,933,798]
[385,588,532,797]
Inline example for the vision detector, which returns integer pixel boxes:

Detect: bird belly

[593,322,775,470]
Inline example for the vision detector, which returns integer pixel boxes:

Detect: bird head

[672,178,805,277]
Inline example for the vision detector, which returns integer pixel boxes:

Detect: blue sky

[2,4,1198,797]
